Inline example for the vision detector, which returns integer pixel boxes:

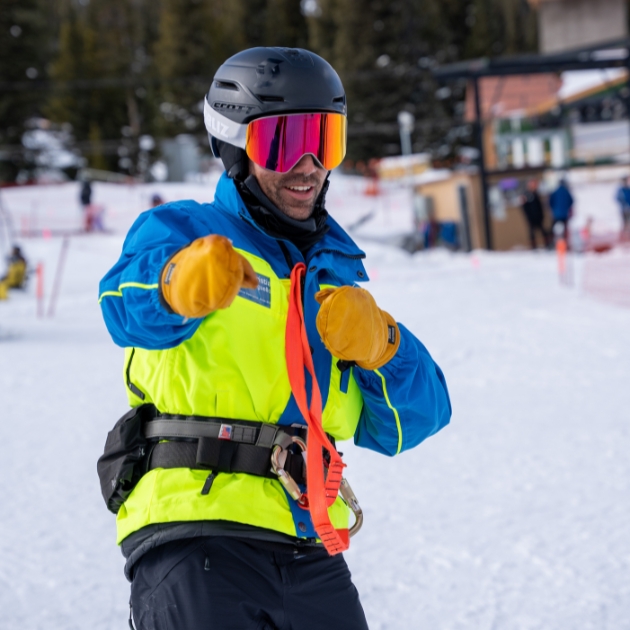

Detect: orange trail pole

[47,237,70,317]
[36,262,44,318]
[556,237,567,284]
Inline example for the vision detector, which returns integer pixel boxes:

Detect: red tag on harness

[218,424,233,440]
[285,263,349,555]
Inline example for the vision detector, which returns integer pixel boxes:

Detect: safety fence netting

[581,245,630,309]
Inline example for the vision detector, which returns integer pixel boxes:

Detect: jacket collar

[214,172,368,278]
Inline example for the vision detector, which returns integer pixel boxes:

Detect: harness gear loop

[285,262,349,555]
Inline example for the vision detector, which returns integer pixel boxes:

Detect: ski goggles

[245,112,347,173]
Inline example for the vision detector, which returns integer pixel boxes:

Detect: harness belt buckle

[271,436,306,502]
[218,424,233,440]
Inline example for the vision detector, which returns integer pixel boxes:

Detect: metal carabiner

[271,436,306,502]
[340,478,363,538]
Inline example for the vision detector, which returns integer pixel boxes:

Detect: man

[520,179,550,249]
[80,178,93,231]
[615,176,630,237]
[549,178,574,243]
[98,47,451,630]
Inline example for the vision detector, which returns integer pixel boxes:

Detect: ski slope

[1,177,629,630]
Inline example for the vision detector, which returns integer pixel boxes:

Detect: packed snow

[1,175,629,630]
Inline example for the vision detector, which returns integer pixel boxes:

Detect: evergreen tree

[153,0,309,139]
[243,0,268,48]
[0,0,53,181]
[48,0,160,173]
[154,0,247,138]
[463,0,537,58]
[264,0,309,48]
[306,0,338,63]
[308,0,429,160]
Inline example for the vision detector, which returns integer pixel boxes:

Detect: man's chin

[274,191,316,220]
[278,202,314,221]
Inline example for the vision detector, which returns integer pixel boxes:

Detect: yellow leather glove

[315,286,400,370]
[161,235,258,318]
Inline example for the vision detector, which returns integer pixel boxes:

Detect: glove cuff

[159,245,189,315]
[355,309,400,370]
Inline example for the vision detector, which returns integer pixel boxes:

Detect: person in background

[520,179,550,249]
[2,245,28,289]
[87,204,106,232]
[80,179,92,207]
[150,193,165,207]
[80,179,93,231]
[549,178,574,244]
[615,176,630,238]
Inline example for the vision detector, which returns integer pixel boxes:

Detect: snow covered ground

[1,177,629,629]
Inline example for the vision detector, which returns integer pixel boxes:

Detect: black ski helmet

[204,47,346,178]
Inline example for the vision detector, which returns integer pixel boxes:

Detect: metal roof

[433,37,630,80]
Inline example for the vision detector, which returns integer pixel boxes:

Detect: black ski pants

[130,537,369,630]
[527,221,550,249]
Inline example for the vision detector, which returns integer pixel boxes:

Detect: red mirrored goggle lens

[246,113,347,173]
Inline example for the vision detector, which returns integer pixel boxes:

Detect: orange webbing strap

[285,263,349,555]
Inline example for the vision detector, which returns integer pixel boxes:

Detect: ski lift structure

[433,36,630,250]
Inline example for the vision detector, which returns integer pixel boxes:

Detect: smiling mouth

[286,185,313,192]
[283,184,316,199]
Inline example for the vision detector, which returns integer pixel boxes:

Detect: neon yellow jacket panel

[99,174,452,544]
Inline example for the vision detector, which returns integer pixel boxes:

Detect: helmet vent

[333,96,346,104]
[257,95,284,102]
[213,102,250,113]
[215,81,239,92]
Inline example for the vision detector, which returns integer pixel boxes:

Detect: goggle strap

[203,99,247,149]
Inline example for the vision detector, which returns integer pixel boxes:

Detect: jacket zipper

[277,241,294,271]
[126,348,146,401]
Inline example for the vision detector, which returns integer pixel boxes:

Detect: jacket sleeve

[353,323,451,456]
[98,202,209,349]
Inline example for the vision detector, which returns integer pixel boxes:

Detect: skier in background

[80,179,93,231]
[80,179,93,208]
[98,47,451,630]
[150,193,165,207]
[549,178,574,244]
[1,245,27,290]
[520,179,550,249]
[615,176,630,238]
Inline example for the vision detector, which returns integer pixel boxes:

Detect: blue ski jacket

[99,173,451,545]
[549,184,574,220]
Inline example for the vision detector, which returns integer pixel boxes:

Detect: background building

[531,0,628,53]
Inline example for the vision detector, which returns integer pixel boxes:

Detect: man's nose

[289,154,321,175]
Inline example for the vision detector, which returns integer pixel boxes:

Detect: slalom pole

[47,237,70,317]
[556,236,572,286]
[556,237,566,279]
[36,262,44,318]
